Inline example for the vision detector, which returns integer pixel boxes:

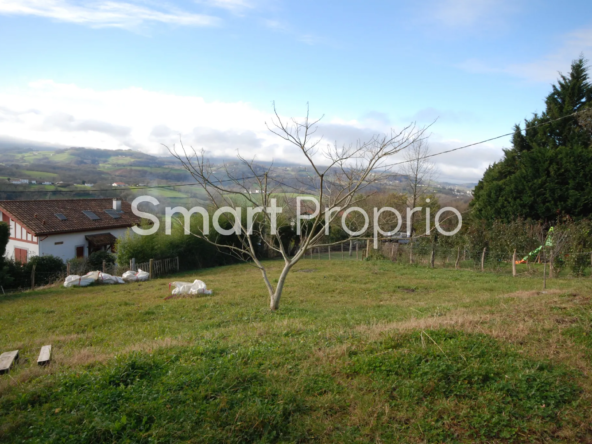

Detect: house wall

[39,227,131,262]
[4,239,40,262]
[1,210,39,262]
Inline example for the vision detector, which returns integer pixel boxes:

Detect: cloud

[262,17,326,46]
[196,0,254,13]
[459,26,592,83]
[0,79,501,182]
[42,112,132,137]
[416,0,519,31]
[408,107,479,125]
[0,0,219,29]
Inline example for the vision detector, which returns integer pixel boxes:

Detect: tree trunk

[481,248,486,272]
[268,263,292,311]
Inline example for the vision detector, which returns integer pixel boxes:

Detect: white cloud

[459,26,592,83]
[0,80,500,183]
[196,0,254,12]
[416,0,519,31]
[0,0,219,29]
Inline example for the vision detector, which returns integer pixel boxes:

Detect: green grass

[21,170,59,179]
[1,260,592,442]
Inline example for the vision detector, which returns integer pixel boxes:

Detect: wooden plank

[0,350,19,374]
[37,345,52,366]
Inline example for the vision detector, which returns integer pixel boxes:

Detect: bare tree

[401,139,435,239]
[166,105,428,311]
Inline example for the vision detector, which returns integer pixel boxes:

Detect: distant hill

[0,146,474,205]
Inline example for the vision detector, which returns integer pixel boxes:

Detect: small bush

[88,250,116,270]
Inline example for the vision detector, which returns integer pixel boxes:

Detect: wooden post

[176,256,179,272]
[481,247,486,272]
[318,248,321,260]
[366,239,371,258]
[463,248,466,261]
[349,240,353,257]
[391,243,395,261]
[149,259,154,279]
[455,247,460,269]
[512,250,517,277]
[590,252,592,278]
[549,249,554,279]
[543,248,547,290]
[409,241,413,264]
[102,260,106,273]
[394,243,399,263]
[328,246,331,260]
[341,243,344,260]
[310,248,313,260]
[430,243,435,268]
[31,264,36,290]
[356,242,359,260]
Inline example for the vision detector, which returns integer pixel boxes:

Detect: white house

[0,198,144,263]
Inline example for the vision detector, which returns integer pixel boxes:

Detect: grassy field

[1,260,592,442]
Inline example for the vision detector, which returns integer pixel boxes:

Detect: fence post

[455,247,460,269]
[310,248,313,260]
[176,256,179,272]
[543,248,547,290]
[356,242,359,260]
[318,248,321,260]
[102,260,106,273]
[31,264,36,290]
[409,241,414,264]
[430,242,435,268]
[149,259,154,280]
[366,239,371,258]
[328,246,331,260]
[391,243,395,261]
[349,240,353,257]
[512,249,517,277]
[341,243,344,260]
[481,247,486,272]
[549,249,554,279]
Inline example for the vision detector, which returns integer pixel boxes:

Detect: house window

[76,246,84,258]
[54,241,64,245]
[15,248,28,264]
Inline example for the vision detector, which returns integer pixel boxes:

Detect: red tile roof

[0,199,143,236]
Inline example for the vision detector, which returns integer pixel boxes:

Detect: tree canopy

[471,57,592,222]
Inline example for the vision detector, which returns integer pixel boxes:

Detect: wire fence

[0,256,180,295]
[301,240,592,280]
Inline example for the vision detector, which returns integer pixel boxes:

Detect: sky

[0,0,591,183]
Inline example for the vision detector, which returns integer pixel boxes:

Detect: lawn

[1,260,592,442]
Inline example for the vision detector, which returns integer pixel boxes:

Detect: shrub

[88,250,116,270]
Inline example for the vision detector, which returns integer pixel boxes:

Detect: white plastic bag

[64,270,124,287]
[169,280,212,295]
[64,274,95,287]
[121,269,150,282]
